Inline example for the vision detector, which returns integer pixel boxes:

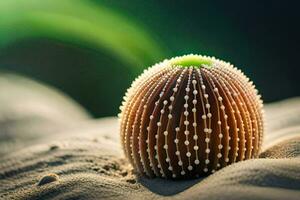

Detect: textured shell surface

[119,54,264,179]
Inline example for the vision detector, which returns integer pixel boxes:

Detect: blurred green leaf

[0,0,166,70]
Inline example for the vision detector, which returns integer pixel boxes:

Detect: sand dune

[0,72,90,156]
[0,73,299,199]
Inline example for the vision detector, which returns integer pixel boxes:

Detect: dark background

[0,0,299,117]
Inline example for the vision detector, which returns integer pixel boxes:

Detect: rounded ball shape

[119,54,264,179]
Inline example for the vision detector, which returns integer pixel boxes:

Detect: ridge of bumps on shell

[119,54,264,179]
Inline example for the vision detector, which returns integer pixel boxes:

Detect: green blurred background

[0,0,299,117]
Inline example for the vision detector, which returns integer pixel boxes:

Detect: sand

[0,73,299,199]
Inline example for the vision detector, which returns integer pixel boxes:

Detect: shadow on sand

[137,176,205,196]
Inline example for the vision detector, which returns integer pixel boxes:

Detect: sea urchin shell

[119,54,264,179]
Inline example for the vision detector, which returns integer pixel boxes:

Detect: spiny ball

[119,54,264,179]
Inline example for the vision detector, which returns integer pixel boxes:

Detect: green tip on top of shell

[170,54,213,68]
